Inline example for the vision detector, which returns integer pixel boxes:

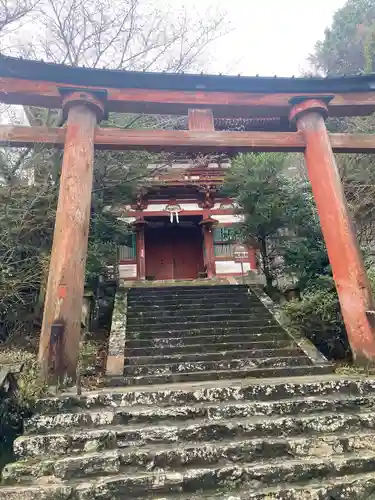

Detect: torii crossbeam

[1,55,375,380]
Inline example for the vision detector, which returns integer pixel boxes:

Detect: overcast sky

[165,0,347,76]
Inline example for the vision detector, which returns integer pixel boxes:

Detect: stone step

[127,306,268,319]
[151,472,375,500]
[128,302,262,312]
[129,284,249,290]
[127,303,265,314]
[128,285,249,296]
[125,342,294,357]
[127,296,261,307]
[1,474,375,500]
[123,356,310,377]
[5,432,375,485]
[127,288,255,297]
[3,454,375,499]
[124,347,303,365]
[127,314,277,328]
[126,330,288,346]
[19,409,375,458]
[128,293,248,299]
[127,321,282,335]
[127,299,256,307]
[129,284,247,292]
[34,377,375,414]
[127,311,278,329]
[116,364,333,386]
[25,395,375,435]
[125,333,289,349]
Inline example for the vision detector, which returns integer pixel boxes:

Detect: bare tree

[0,0,229,342]
[0,0,36,36]
[10,0,228,72]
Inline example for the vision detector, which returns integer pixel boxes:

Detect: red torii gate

[0,55,375,380]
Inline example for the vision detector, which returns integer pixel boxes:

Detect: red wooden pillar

[38,91,105,381]
[133,219,147,280]
[200,217,217,279]
[290,98,375,363]
[204,228,215,278]
[247,246,257,270]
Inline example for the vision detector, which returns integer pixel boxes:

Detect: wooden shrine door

[145,222,204,280]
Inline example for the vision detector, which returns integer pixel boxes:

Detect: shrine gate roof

[1,55,375,94]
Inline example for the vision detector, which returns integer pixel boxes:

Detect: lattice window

[118,234,136,261]
[213,227,236,257]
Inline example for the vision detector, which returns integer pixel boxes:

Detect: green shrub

[0,339,101,470]
[79,339,102,375]
[282,284,350,360]
[0,349,47,469]
[282,268,375,361]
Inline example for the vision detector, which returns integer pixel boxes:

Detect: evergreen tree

[224,153,328,290]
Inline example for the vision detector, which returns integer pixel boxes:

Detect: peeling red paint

[291,99,375,362]
[39,92,104,381]
[57,285,67,299]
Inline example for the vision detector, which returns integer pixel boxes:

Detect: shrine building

[114,116,286,283]
[116,159,257,282]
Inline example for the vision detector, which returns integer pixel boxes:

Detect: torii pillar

[38,90,105,381]
[290,98,375,363]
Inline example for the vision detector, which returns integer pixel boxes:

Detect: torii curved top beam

[1,55,375,118]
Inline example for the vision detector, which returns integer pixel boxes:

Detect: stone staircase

[3,285,375,498]
[121,285,331,385]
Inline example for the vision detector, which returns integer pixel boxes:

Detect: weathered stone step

[2,473,375,500]
[124,347,302,365]
[127,303,264,314]
[127,288,255,298]
[128,301,262,312]
[127,307,269,319]
[19,409,375,458]
[127,296,261,307]
[125,342,294,357]
[6,432,375,484]
[128,297,264,311]
[126,331,288,346]
[127,312,280,330]
[127,292,254,302]
[125,333,289,349]
[130,281,249,294]
[128,285,248,296]
[117,364,333,386]
[127,322,282,335]
[127,314,277,328]
[123,356,310,377]
[153,472,375,499]
[3,454,375,499]
[34,377,375,414]
[25,395,375,435]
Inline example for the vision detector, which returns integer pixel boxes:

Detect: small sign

[233,243,248,263]
[219,203,235,210]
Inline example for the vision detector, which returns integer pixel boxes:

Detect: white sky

[169,0,348,76]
